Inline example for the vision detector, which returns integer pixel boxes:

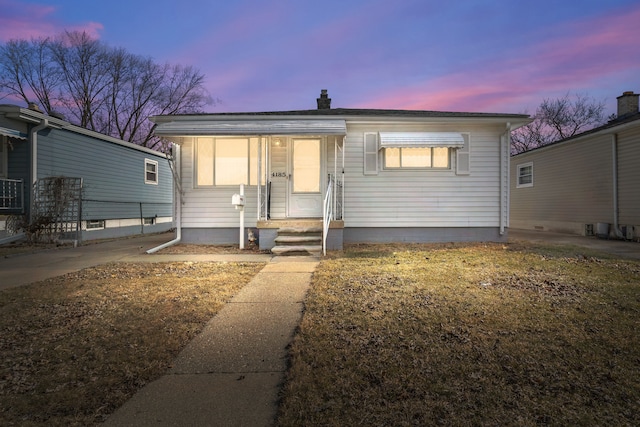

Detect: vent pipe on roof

[617,91,639,118]
[317,89,331,110]
[27,102,41,112]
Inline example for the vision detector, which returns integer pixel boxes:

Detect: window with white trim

[363,132,379,175]
[384,147,450,169]
[517,162,533,188]
[195,137,266,186]
[145,159,158,185]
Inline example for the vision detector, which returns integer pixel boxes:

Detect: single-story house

[151,90,530,254]
[510,91,640,240]
[0,104,173,242]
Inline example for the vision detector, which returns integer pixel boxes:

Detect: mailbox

[232,193,245,209]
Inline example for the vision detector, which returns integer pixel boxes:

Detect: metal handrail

[0,178,24,212]
[322,176,333,256]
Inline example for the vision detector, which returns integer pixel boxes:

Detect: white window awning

[0,126,28,140]
[379,132,465,148]
[154,119,347,136]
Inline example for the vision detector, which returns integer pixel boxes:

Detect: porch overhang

[154,119,347,137]
[379,132,465,148]
[0,126,28,140]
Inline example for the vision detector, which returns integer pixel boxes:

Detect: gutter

[146,144,182,253]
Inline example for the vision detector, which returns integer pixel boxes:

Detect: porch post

[333,137,338,216]
[341,136,345,220]
[257,136,261,220]
[264,137,270,220]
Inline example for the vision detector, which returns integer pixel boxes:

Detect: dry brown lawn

[2,239,639,426]
[277,242,640,426]
[0,260,265,426]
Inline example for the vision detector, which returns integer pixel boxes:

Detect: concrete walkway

[104,256,317,427]
[0,233,272,291]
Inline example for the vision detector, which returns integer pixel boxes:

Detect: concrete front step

[274,235,322,244]
[277,226,322,234]
[271,245,322,256]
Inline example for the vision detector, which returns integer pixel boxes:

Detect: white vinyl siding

[344,124,499,228]
[180,137,259,228]
[178,123,505,230]
[456,133,470,175]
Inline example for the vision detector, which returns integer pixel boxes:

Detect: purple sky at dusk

[1,0,639,117]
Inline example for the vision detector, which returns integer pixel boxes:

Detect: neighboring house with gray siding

[510,91,640,240]
[151,90,529,253]
[0,104,173,241]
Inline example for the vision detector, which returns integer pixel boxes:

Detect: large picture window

[196,137,265,186]
[384,147,450,169]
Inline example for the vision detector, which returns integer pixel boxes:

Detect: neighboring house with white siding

[151,90,529,253]
[510,91,640,240]
[0,104,173,242]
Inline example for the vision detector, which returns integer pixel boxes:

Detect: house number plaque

[271,171,287,178]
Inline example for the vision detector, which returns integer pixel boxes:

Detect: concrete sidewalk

[0,233,272,291]
[104,257,317,427]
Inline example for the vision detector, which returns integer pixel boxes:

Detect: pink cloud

[0,0,102,42]
[359,5,640,113]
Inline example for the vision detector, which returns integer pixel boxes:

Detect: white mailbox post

[231,184,245,249]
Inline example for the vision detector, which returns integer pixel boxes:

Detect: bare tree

[0,31,212,149]
[511,92,607,154]
[0,38,61,112]
[50,31,113,129]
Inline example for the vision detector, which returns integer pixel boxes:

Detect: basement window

[86,220,105,230]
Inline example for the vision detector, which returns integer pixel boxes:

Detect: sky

[1,0,639,117]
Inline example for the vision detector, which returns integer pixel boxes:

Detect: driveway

[508,228,640,260]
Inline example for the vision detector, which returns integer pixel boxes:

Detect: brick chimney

[317,89,331,110]
[617,91,639,117]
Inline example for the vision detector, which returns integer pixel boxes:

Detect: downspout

[147,143,182,253]
[611,134,624,238]
[29,118,50,221]
[499,123,511,236]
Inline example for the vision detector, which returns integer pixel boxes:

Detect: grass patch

[0,261,264,426]
[278,242,640,426]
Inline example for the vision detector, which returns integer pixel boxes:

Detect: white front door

[288,138,322,217]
